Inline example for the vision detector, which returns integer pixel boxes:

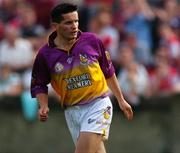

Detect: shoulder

[38,44,50,54]
[80,32,100,41]
[79,32,103,47]
[34,44,50,60]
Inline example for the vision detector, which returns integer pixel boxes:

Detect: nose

[72,21,78,30]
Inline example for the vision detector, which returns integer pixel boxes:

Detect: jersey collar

[48,30,82,48]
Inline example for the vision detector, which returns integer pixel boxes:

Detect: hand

[38,106,49,122]
[119,100,133,120]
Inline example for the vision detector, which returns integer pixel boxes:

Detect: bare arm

[36,93,49,122]
[106,74,133,120]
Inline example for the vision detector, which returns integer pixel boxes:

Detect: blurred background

[0,0,179,153]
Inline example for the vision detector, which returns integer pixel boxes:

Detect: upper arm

[96,38,115,78]
[31,51,51,97]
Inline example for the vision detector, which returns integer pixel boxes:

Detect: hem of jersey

[76,94,109,106]
[63,94,110,109]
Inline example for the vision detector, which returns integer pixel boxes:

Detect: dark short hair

[51,3,78,23]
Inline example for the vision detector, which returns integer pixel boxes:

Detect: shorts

[64,96,113,145]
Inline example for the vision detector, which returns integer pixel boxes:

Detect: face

[54,11,79,41]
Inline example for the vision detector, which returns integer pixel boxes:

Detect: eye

[65,21,72,25]
[75,20,79,23]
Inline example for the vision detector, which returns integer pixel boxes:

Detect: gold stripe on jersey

[51,62,108,106]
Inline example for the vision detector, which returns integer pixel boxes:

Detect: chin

[70,35,77,40]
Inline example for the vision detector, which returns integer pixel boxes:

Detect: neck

[55,36,76,51]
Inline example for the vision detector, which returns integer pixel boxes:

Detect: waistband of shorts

[63,96,109,110]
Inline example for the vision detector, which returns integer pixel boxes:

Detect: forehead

[61,11,78,21]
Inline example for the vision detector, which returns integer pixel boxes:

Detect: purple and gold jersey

[31,31,115,107]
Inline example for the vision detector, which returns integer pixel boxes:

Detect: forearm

[106,74,133,120]
[36,93,49,122]
[106,74,125,102]
[36,93,49,108]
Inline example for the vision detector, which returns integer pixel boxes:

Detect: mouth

[71,31,78,37]
[72,31,78,34]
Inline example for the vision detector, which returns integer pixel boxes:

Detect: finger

[127,109,133,120]
[40,118,48,122]
[39,109,49,115]
[125,109,133,120]
[39,115,48,122]
[39,113,47,117]
[39,113,48,120]
[39,113,48,118]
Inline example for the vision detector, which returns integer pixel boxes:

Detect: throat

[54,37,76,51]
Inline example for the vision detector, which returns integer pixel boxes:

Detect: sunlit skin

[52,11,79,50]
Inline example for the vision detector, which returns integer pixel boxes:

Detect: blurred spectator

[123,32,152,66]
[26,0,55,29]
[15,2,46,51]
[170,16,180,39]
[158,22,180,67]
[153,0,179,24]
[17,2,45,38]
[116,44,150,107]
[152,0,179,52]
[0,64,22,97]
[0,24,34,74]
[112,0,130,41]
[123,0,155,65]
[0,20,4,40]
[148,46,180,97]
[0,0,17,23]
[85,0,113,6]
[89,6,119,63]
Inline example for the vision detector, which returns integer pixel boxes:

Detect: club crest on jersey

[55,62,64,73]
[67,57,73,64]
[79,54,88,65]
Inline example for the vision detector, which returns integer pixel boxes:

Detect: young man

[31,3,133,153]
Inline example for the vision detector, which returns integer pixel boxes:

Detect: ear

[51,23,59,30]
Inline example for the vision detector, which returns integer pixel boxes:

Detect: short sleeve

[97,38,115,78]
[30,50,51,98]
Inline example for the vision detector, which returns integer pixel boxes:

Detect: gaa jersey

[31,31,115,107]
